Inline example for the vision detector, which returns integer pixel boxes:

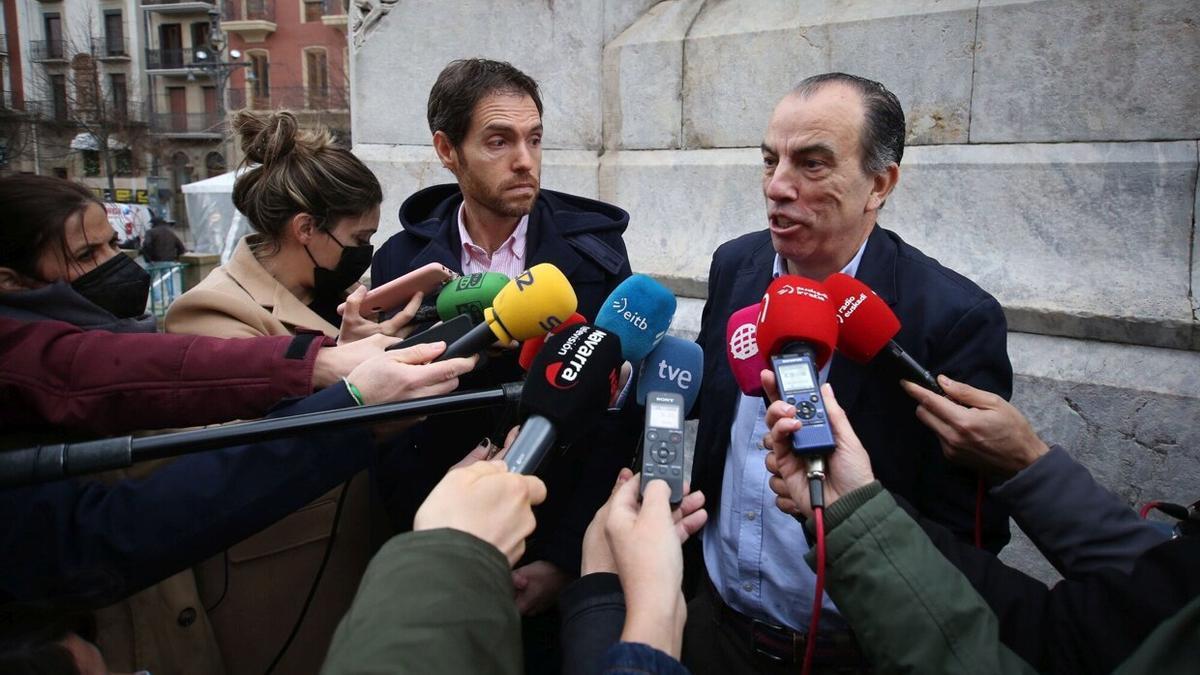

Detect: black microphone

[0,384,523,487]
[504,324,624,475]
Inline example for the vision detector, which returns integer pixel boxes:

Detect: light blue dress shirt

[701,240,867,631]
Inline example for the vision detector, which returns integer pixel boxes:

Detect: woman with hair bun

[164,111,424,675]
[166,109,416,341]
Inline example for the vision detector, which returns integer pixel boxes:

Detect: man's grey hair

[792,73,905,175]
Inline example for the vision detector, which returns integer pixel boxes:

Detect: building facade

[2,0,153,206]
[222,0,350,166]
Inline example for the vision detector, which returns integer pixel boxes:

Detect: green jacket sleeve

[321,528,522,675]
[807,483,1036,675]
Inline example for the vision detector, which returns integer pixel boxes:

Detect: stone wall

[351,0,1200,583]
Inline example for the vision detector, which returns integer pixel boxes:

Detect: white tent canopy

[181,169,250,263]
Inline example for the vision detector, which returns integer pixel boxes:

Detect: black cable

[263,479,350,675]
[202,551,230,613]
[809,476,824,510]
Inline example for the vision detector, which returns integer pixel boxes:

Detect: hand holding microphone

[762,378,876,519]
[605,474,706,660]
[414,459,547,567]
[903,376,1049,479]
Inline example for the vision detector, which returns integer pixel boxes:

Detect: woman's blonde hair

[231,110,381,251]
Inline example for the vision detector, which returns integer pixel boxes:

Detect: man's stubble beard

[457,155,538,219]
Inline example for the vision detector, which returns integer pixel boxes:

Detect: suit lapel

[828,225,897,414]
[708,238,775,450]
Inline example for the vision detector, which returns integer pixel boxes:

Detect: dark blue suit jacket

[1,385,372,606]
[371,185,637,574]
[692,225,1014,551]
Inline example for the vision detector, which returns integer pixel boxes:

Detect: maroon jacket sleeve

[0,317,331,435]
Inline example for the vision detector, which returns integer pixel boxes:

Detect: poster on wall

[104,202,152,247]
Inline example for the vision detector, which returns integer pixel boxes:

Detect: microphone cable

[801,457,828,675]
[263,480,350,675]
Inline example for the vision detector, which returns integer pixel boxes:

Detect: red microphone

[518,312,587,371]
[823,273,943,395]
[755,276,838,456]
[726,304,769,397]
[755,277,838,368]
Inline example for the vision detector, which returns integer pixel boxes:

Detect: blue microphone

[595,275,676,362]
[635,336,703,412]
[636,335,703,504]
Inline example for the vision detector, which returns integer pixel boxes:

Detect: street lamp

[189,9,247,168]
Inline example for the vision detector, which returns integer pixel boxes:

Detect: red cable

[1140,501,1161,519]
[974,477,984,549]
[801,506,826,675]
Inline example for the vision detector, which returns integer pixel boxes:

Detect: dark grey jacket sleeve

[990,444,1170,576]
[561,573,626,675]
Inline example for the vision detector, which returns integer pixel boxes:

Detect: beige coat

[160,235,380,675]
[165,235,339,339]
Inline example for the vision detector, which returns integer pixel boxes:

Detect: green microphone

[435,271,511,324]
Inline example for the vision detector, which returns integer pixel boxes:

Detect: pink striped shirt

[456,202,529,278]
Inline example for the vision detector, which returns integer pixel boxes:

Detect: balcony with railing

[228,84,349,113]
[308,0,348,28]
[149,110,225,137]
[31,40,68,62]
[142,0,218,14]
[145,48,211,72]
[222,0,277,42]
[21,99,71,124]
[94,37,131,60]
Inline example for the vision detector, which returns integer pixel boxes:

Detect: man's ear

[0,266,37,292]
[290,213,317,245]
[866,164,901,212]
[432,131,460,175]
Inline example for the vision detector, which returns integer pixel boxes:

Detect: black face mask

[70,253,152,319]
[305,230,373,325]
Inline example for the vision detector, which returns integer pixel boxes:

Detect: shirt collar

[456,202,529,261]
[772,235,870,280]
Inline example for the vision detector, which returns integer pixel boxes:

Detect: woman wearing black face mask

[166,110,411,341]
[0,176,153,332]
[163,110,421,675]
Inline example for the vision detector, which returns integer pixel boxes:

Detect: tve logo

[655,359,693,390]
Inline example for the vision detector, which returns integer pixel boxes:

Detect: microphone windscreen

[518,312,587,371]
[635,335,703,412]
[755,275,838,369]
[823,273,900,363]
[486,263,578,343]
[726,304,768,396]
[522,324,624,443]
[436,271,510,323]
[594,274,676,362]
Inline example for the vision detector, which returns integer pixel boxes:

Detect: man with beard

[371,59,635,673]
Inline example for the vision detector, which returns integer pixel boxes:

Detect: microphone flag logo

[729,323,759,361]
[544,361,578,390]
